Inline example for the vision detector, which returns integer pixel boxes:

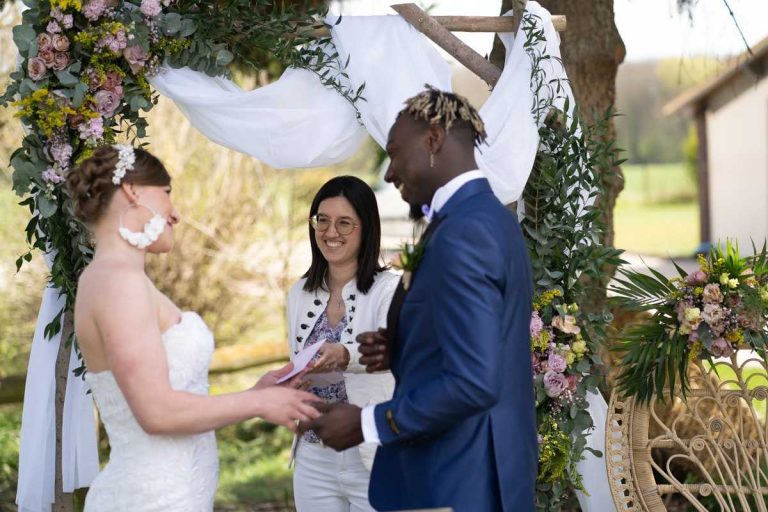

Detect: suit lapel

[386,215,443,359]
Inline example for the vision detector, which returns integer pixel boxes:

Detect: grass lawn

[614,163,699,257]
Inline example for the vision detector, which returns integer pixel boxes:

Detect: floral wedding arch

[3,1,621,510]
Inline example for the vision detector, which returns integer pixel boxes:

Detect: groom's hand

[299,403,363,451]
[358,328,390,372]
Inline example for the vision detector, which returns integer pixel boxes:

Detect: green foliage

[520,12,623,511]
[0,406,21,507]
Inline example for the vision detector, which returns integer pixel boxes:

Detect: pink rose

[702,283,724,304]
[94,90,121,117]
[565,374,579,392]
[551,314,581,335]
[709,337,733,358]
[530,311,544,339]
[28,57,47,80]
[685,270,707,285]
[702,303,727,336]
[140,0,162,17]
[543,371,566,398]
[52,34,70,52]
[103,71,122,91]
[123,45,149,73]
[36,33,53,52]
[52,52,71,71]
[547,353,567,373]
[39,49,55,67]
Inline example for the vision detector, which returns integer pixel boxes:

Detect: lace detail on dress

[83,312,219,512]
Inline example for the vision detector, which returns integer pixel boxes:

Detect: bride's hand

[310,344,350,374]
[250,387,321,432]
[254,362,309,390]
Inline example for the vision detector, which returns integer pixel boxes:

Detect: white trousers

[293,441,375,512]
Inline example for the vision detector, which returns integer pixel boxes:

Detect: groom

[301,86,537,511]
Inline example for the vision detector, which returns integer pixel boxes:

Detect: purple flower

[36,33,53,52]
[710,337,733,358]
[78,117,104,140]
[46,21,61,34]
[50,141,73,169]
[42,168,64,184]
[543,371,566,398]
[140,0,162,16]
[685,270,707,285]
[123,45,149,73]
[530,311,544,339]
[52,34,70,52]
[61,14,74,29]
[100,29,128,54]
[702,283,724,304]
[28,57,47,81]
[83,0,107,21]
[547,353,567,373]
[94,90,120,117]
[52,52,71,71]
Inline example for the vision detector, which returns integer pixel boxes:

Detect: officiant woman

[286,176,398,511]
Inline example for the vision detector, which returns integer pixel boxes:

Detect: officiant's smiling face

[385,114,440,210]
[314,196,362,268]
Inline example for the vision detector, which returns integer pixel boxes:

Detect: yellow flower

[684,307,701,322]
[728,278,739,289]
[694,287,703,296]
[688,340,702,361]
[720,273,730,286]
[725,330,743,343]
[572,340,587,356]
[564,350,576,366]
[51,0,82,11]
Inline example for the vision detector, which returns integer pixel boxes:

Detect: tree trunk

[491,0,626,310]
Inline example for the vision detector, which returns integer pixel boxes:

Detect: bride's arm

[93,270,319,436]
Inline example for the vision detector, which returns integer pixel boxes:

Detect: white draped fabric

[18,2,612,510]
[16,254,99,512]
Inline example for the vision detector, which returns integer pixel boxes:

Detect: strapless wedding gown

[83,312,219,511]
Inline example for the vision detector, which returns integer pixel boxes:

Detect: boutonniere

[390,239,426,291]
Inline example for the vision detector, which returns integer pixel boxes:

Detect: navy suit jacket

[369,178,537,511]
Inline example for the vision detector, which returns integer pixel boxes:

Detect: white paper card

[277,340,326,383]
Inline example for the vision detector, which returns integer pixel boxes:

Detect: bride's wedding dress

[83,312,219,511]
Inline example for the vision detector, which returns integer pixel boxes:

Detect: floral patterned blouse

[301,310,349,444]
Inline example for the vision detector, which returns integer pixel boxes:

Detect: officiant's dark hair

[303,176,386,294]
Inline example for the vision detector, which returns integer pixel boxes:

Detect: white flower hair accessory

[111,144,136,185]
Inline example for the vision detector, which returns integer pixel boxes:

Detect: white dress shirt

[361,170,485,445]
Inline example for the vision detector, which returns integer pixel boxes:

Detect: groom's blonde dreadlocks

[401,84,487,148]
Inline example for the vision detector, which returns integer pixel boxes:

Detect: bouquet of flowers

[612,242,768,403]
[530,289,600,489]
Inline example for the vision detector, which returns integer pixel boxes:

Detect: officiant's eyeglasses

[309,214,359,235]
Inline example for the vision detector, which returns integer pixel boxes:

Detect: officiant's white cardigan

[287,270,399,469]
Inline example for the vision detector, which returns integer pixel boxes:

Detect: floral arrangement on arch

[612,241,768,404]
[530,289,601,491]
[1,0,336,340]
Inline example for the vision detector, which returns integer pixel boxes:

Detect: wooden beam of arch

[309,3,565,88]
[310,13,566,37]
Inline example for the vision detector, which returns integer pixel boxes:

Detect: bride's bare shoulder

[78,260,150,298]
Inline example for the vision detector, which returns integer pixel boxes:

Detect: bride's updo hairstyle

[66,145,171,224]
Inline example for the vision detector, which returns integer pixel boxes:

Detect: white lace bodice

[83,312,219,511]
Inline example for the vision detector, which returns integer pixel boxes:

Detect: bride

[65,144,320,511]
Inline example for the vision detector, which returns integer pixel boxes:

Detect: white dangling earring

[118,203,167,250]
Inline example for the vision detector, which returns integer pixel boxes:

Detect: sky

[330,0,768,62]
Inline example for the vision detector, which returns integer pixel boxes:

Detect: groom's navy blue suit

[369,178,537,511]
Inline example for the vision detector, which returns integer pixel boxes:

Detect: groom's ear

[424,124,446,154]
